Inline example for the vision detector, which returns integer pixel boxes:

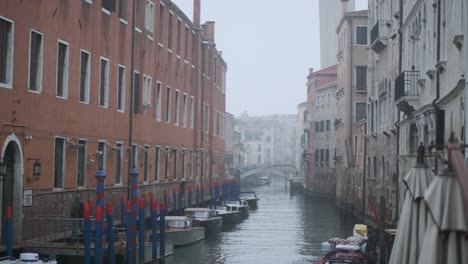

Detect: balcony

[370,20,391,53]
[395,71,420,115]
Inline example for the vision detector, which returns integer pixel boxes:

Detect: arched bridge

[239,164,298,180]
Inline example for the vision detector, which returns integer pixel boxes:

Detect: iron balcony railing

[370,20,391,45]
[395,70,420,102]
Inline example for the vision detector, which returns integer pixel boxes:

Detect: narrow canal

[166,179,355,264]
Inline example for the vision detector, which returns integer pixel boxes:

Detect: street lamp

[27,158,41,182]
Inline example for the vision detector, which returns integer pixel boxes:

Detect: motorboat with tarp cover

[158,216,205,247]
[214,205,242,224]
[239,191,259,209]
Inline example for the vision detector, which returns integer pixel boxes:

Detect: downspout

[395,0,404,223]
[432,0,442,173]
[200,42,206,185]
[363,136,367,216]
[127,0,136,200]
[464,0,468,159]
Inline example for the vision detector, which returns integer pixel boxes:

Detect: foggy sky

[172,0,369,117]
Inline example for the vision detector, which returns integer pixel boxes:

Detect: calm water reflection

[166,181,354,264]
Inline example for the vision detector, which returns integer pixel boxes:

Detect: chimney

[341,0,349,16]
[194,0,201,26]
[202,21,215,43]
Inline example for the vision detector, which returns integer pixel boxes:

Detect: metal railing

[395,70,420,101]
[370,20,391,45]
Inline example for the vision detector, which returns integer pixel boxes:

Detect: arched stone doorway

[1,134,23,244]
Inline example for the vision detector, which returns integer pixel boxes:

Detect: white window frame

[53,136,66,190]
[99,57,110,108]
[143,145,150,184]
[154,145,161,182]
[182,93,187,127]
[115,141,123,186]
[56,40,69,98]
[354,101,367,123]
[78,50,91,103]
[76,138,87,189]
[145,0,155,33]
[166,87,171,123]
[117,64,126,112]
[0,16,14,89]
[155,81,162,121]
[28,29,44,93]
[174,90,180,126]
[190,96,195,128]
[143,74,152,106]
[355,25,368,46]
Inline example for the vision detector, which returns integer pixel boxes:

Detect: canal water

[166,180,355,264]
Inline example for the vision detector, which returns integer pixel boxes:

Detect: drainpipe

[464,0,468,159]
[363,135,367,216]
[432,0,442,173]
[395,0,404,223]
[127,0,136,200]
[200,43,206,185]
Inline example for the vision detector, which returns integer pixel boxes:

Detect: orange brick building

[0,0,227,244]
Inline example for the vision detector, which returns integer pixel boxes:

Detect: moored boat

[214,205,242,225]
[161,216,205,247]
[239,191,259,209]
[0,253,58,264]
[184,208,223,233]
[221,200,249,219]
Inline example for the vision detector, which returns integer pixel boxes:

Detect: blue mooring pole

[120,196,126,228]
[106,204,115,264]
[126,201,133,264]
[151,198,158,260]
[159,202,166,263]
[94,206,103,264]
[6,206,12,258]
[84,203,91,264]
[138,198,145,264]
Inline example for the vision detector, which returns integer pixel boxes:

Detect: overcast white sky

[172,0,369,117]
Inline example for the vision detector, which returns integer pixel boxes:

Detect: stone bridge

[238,164,298,180]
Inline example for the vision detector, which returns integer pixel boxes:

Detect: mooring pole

[151,198,158,261]
[106,204,115,264]
[159,202,166,264]
[6,206,12,258]
[84,203,91,264]
[120,196,126,228]
[126,201,133,264]
[96,170,106,207]
[138,198,145,264]
[94,206,103,264]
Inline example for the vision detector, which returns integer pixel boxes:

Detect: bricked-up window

[115,143,123,185]
[173,149,178,180]
[117,65,125,111]
[99,58,109,107]
[326,120,331,132]
[144,146,149,182]
[54,138,66,189]
[182,150,186,179]
[174,90,180,125]
[133,72,142,114]
[168,12,173,50]
[158,4,164,43]
[176,19,181,55]
[76,139,87,187]
[56,41,69,98]
[355,66,367,91]
[356,26,368,45]
[145,0,154,33]
[143,75,152,106]
[154,146,160,181]
[79,51,90,103]
[184,27,189,60]
[182,94,187,127]
[164,147,169,180]
[166,87,171,122]
[355,102,367,123]
[29,30,43,92]
[102,0,115,13]
[190,96,195,128]
[98,141,107,170]
[0,17,13,87]
[155,82,162,121]
[119,0,126,20]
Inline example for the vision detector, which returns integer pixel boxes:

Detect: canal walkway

[166,181,356,264]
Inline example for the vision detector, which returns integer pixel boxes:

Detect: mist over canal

[167,180,355,264]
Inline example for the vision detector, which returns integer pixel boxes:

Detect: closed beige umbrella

[417,165,468,264]
[389,146,435,264]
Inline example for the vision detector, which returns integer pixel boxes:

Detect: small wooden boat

[316,250,368,264]
[239,191,259,209]
[214,205,242,225]
[0,253,58,264]
[160,216,205,247]
[184,208,223,233]
[221,200,249,219]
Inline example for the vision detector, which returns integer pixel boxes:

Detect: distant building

[296,102,309,182]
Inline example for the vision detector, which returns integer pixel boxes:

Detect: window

[189,150,193,179]
[325,149,330,166]
[155,146,160,181]
[206,104,210,132]
[115,143,123,185]
[320,120,325,132]
[326,120,331,132]
[355,66,367,91]
[79,51,91,102]
[355,102,367,122]
[190,96,195,128]
[356,26,368,45]
[98,141,107,170]
[315,121,319,133]
[164,147,169,180]
[174,90,180,125]
[166,87,171,122]
[56,41,69,98]
[184,26,189,60]
[158,4,164,43]
[155,82,162,121]
[182,94,187,127]
[102,0,115,13]
[117,65,125,111]
[131,144,138,168]
[168,12,173,50]
[133,72,141,114]
[177,19,181,55]
[315,149,319,164]
[145,0,154,32]
[257,155,261,163]
[29,30,43,92]
[143,75,152,106]
[76,140,86,188]
[54,138,66,189]
[182,150,186,179]
[119,0,126,20]
[173,149,178,180]
[144,146,149,182]
[99,57,109,107]
[0,17,13,87]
